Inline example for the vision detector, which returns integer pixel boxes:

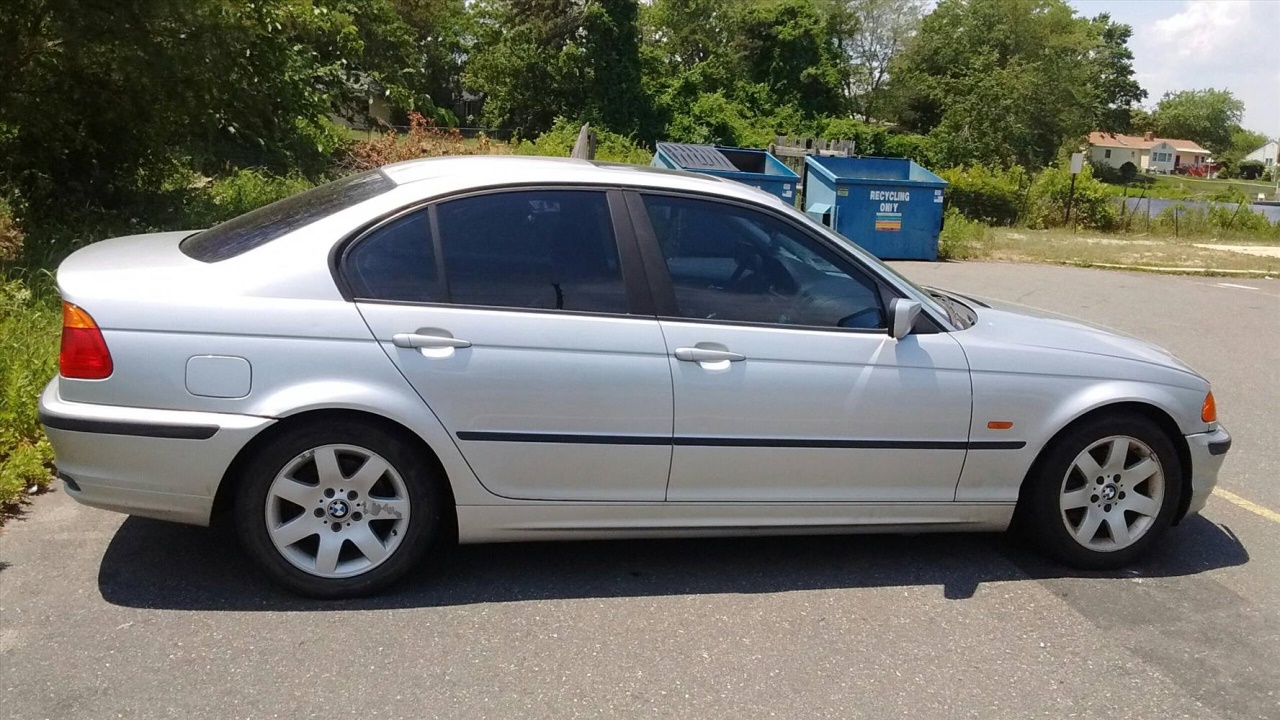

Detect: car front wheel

[1022,413,1183,569]
[235,420,443,598]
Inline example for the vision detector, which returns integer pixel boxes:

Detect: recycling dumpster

[652,143,800,203]
[804,155,947,260]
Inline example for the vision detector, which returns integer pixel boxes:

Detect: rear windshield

[180,171,395,262]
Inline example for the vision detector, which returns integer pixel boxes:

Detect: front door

[350,189,673,501]
[631,192,972,502]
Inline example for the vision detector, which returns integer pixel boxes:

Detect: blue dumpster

[804,156,947,260]
[652,143,800,203]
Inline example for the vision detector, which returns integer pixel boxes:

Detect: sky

[1068,0,1280,137]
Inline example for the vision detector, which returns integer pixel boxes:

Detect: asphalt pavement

[2,261,1278,719]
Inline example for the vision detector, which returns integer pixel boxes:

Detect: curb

[1060,261,1276,277]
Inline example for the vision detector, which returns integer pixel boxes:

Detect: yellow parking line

[1213,487,1280,524]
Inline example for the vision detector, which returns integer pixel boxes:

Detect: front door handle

[674,347,745,363]
[392,333,472,349]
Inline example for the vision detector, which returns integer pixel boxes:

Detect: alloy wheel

[264,444,411,578]
[1059,435,1165,552]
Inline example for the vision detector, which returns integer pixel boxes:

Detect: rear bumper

[1183,425,1232,518]
[38,379,273,526]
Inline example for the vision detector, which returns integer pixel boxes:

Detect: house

[328,73,394,132]
[1244,140,1278,168]
[1087,131,1213,175]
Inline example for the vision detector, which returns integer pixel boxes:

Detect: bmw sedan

[39,156,1232,597]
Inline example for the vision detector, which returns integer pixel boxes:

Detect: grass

[0,271,60,516]
[1106,174,1278,202]
[966,228,1280,275]
[1149,175,1275,198]
[344,125,511,153]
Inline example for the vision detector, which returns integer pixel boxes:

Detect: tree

[580,0,652,137]
[1089,13,1145,133]
[1151,89,1244,155]
[0,0,440,226]
[824,0,926,122]
[642,0,846,144]
[391,0,473,121]
[1217,126,1270,168]
[732,0,847,118]
[893,0,1108,168]
[464,0,650,137]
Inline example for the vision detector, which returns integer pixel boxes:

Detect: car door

[348,188,673,501]
[628,192,972,503]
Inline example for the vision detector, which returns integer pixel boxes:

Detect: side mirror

[888,298,922,340]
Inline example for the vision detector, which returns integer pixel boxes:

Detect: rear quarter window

[180,171,394,262]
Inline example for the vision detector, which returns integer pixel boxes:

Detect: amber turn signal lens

[60,301,113,380]
[62,301,99,329]
[1201,391,1217,424]
[987,421,1013,430]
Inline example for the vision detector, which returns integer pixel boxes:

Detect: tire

[235,420,445,598]
[1020,413,1182,570]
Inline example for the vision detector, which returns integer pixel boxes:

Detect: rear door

[629,191,972,503]
[349,188,673,501]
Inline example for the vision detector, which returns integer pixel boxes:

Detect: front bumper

[1183,425,1232,518]
[38,379,274,525]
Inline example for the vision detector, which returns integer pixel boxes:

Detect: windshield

[776,202,954,323]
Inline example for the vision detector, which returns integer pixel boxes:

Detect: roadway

[2,261,1277,719]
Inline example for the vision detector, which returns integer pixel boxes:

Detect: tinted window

[180,171,394,262]
[437,191,629,314]
[643,195,885,329]
[345,210,439,302]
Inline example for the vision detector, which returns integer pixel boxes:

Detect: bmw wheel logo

[327,499,350,520]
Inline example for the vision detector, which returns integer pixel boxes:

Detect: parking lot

[2,261,1278,719]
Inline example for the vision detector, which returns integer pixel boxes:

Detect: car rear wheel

[235,420,443,598]
[1021,413,1182,569]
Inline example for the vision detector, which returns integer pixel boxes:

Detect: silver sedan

[39,156,1232,597]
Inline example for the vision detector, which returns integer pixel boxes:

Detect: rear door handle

[674,347,745,363]
[392,333,472,349]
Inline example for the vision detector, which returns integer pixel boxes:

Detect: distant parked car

[40,157,1231,597]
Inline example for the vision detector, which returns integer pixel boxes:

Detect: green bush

[661,93,773,148]
[0,275,60,510]
[1238,160,1266,180]
[1149,203,1280,239]
[516,118,653,164]
[937,207,987,260]
[936,165,1029,226]
[281,117,354,178]
[815,118,935,166]
[185,169,315,228]
[0,197,23,263]
[1027,165,1118,231]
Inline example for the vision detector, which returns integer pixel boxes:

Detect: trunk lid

[56,231,202,311]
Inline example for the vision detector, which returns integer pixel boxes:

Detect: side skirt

[455,502,1016,544]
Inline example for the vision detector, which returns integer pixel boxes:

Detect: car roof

[378,155,786,208]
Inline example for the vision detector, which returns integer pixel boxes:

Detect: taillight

[60,301,113,379]
[1201,391,1217,424]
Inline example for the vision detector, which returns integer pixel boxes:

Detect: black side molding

[39,411,219,440]
[456,431,668,446]
[457,431,1025,451]
[1208,438,1231,456]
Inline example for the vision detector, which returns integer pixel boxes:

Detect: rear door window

[345,210,439,303]
[180,171,394,262]
[435,190,630,314]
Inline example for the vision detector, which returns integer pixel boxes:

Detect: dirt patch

[976,229,1280,275]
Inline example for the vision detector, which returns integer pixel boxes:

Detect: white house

[1087,131,1213,174]
[1244,140,1278,167]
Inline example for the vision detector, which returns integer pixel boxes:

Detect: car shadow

[97,514,1247,612]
